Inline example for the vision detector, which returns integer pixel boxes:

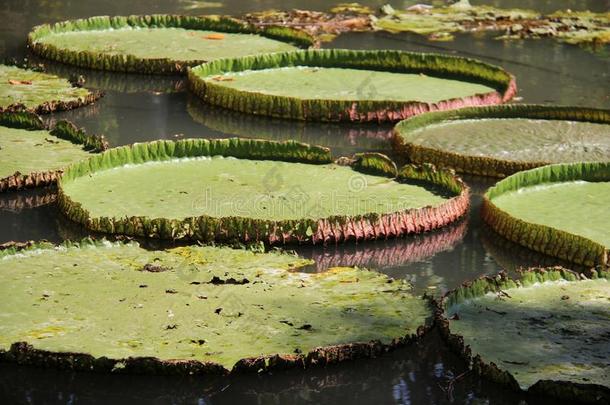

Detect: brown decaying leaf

[204,33,225,40]
[8,79,32,85]
[212,76,235,82]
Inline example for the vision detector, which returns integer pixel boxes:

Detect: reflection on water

[0,0,607,404]
[480,224,592,274]
[0,188,64,243]
[187,96,393,156]
[32,57,187,94]
[295,220,469,294]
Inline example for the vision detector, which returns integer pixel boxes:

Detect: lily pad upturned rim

[27,15,315,75]
[57,138,470,244]
[393,104,610,178]
[0,238,434,376]
[187,49,517,123]
[0,64,102,114]
[437,267,610,404]
[482,161,610,267]
[0,111,108,193]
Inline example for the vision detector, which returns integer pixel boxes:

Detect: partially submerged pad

[0,65,99,113]
[188,49,516,123]
[57,138,469,244]
[482,162,610,266]
[440,268,610,404]
[0,112,108,192]
[28,15,313,74]
[0,240,433,375]
[394,105,610,177]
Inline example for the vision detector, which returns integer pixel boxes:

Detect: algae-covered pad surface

[33,28,297,62]
[0,243,431,368]
[406,118,610,163]
[491,181,610,248]
[447,278,610,388]
[61,157,450,220]
[0,126,92,179]
[209,67,495,102]
[0,65,91,110]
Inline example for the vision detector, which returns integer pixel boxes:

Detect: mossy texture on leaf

[0,64,100,114]
[0,111,107,192]
[0,240,433,375]
[57,138,469,244]
[375,2,610,49]
[242,3,609,51]
[393,104,610,178]
[28,15,314,74]
[188,49,516,123]
[482,162,610,266]
[439,268,610,404]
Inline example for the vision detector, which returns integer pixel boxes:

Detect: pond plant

[243,2,610,51]
[0,64,99,113]
[482,162,610,267]
[0,3,608,404]
[0,239,433,374]
[439,268,609,404]
[28,15,314,74]
[188,49,516,123]
[57,138,469,244]
[393,104,610,177]
[0,111,107,192]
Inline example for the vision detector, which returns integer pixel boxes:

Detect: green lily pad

[28,15,313,74]
[0,240,433,374]
[441,268,610,403]
[375,2,539,36]
[188,49,516,123]
[482,162,610,266]
[57,138,469,244]
[0,65,99,113]
[0,112,107,192]
[394,105,610,177]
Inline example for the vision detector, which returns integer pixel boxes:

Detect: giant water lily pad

[0,240,433,374]
[482,162,610,266]
[440,268,610,403]
[188,49,516,123]
[0,65,99,113]
[58,138,469,244]
[0,112,107,192]
[28,15,313,74]
[394,105,610,177]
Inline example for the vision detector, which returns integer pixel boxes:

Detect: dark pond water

[0,0,608,404]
